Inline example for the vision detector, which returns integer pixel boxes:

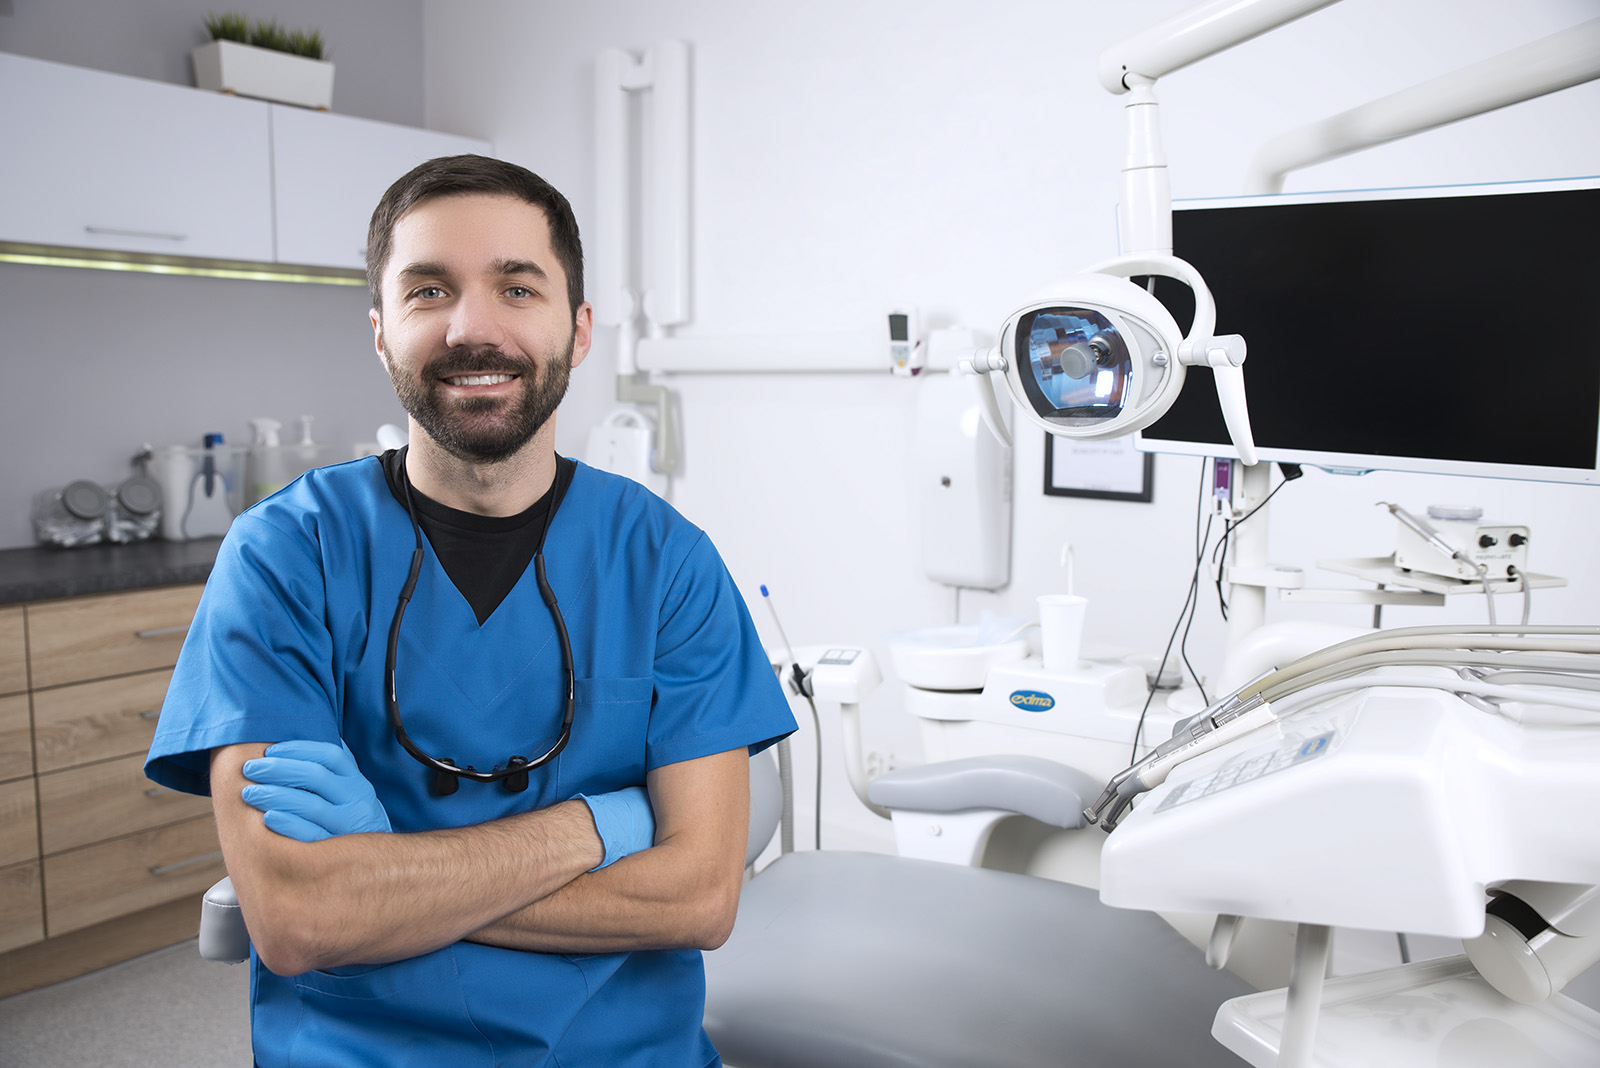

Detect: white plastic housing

[1100,685,1600,937]
[913,369,1012,590]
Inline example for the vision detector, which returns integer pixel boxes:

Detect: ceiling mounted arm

[1096,0,1341,93]
[1246,17,1600,194]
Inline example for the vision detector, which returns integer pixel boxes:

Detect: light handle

[958,348,1014,448]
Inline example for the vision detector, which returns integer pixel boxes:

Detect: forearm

[470,749,750,954]
[468,832,742,954]
[211,744,602,975]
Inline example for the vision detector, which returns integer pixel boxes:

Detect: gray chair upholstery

[703,751,1254,1068]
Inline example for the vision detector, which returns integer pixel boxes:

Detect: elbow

[234,870,353,976]
[246,901,337,977]
[688,878,743,951]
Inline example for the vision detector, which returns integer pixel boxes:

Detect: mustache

[426,346,536,379]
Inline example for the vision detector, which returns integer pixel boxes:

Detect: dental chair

[701,747,1254,1068]
[199,749,1253,1067]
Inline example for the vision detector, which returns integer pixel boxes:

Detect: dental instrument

[1086,624,1600,829]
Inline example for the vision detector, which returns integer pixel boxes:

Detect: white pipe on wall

[593,48,635,338]
[645,40,692,329]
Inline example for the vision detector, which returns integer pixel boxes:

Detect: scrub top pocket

[559,676,653,795]
[279,947,496,1067]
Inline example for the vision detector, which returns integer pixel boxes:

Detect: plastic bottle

[249,418,286,505]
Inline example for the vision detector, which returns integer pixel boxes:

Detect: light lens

[1015,307,1133,427]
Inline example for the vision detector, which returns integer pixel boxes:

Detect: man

[145,155,796,1066]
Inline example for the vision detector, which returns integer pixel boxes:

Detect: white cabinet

[271,106,491,270]
[0,53,275,261]
[0,53,494,272]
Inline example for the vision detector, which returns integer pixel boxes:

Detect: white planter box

[192,39,333,111]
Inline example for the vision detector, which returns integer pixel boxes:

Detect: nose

[444,288,507,350]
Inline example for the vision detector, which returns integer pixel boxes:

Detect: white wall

[424,0,1600,847]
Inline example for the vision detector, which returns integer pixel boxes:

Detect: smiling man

[145,156,795,1067]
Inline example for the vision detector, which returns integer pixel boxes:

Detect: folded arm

[210,742,604,976]
[467,747,750,954]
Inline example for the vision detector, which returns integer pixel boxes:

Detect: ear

[569,303,594,370]
[370,307,385,362]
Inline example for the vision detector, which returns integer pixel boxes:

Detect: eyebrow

[395,260,551,284]
[495,259,550,282]
[395,261,451,285]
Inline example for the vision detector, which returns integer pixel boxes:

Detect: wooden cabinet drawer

[0,862,45,954]
[26,585,202,690]
[0,694,31,783]
[39,753,211,855]
[0,607,24,696]
[43,816,223,936]
[0,778,39,867]
[32,670,172,774]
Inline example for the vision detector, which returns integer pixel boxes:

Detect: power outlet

[865,751,899,778]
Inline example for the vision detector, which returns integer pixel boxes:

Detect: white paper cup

[1037,594,1088,673]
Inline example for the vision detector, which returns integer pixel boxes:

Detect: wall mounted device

[913,369,1011,590]
[594,40,692,475]
[888,306,923,377]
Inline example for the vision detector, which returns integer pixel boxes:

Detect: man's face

[370,193,591,463]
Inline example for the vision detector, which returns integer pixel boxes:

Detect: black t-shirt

[380,448,576,625]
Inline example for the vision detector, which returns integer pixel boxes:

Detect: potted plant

[192,13,334,111]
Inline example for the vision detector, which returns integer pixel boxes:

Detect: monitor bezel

[1134,175,1600,486]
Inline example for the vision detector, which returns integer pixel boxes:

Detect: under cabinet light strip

[0,243,367,287]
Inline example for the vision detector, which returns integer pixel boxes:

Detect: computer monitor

[1135,176,1600,485]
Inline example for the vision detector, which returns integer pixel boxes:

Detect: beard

[383,332,574,464]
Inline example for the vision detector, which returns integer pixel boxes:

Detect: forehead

[385,193,564,288]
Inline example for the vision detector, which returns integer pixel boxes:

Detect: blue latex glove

[241,739,392,843]
[578,786,655,870]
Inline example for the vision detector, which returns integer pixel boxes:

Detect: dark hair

[365,154,584,318]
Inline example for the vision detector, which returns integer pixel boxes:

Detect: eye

[505,285,535,300]
[410,284,446,301]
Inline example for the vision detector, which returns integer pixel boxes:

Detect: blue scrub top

[147,456,796,1067]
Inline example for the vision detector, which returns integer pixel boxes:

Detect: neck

[402,418,559,516]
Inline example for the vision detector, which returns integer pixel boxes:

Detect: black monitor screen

[1138,180,1600,483]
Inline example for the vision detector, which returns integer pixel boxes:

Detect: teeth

[445,374,515,386]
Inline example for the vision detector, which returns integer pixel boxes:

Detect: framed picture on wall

[1043,433,1154,502]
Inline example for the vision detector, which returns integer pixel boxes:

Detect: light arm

[209,743,604,976]
[1096,0,1340,93]
[1245,17,1600,194]
[467,747,751,953]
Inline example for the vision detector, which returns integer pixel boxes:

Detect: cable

[1507,564,1533,625]
[1131,461,1213,760]
[1483,670,1600,694]
[1228,625,1600,708]
[761,585,824,850]
[1267,674,1600,719]
[1212,463,1300,620]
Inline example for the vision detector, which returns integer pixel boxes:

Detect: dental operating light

[959,0,1326,463]
[968,254,1255,463]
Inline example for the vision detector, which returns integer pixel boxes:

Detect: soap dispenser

[248,417,285,505]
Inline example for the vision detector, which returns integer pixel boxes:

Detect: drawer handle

[135,625,190,640]
[144,786,176,799]
[150,851,223,877]
[139,708,162,720]
[85,225,188,243]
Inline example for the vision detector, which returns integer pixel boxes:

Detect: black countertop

[0,538,222,605]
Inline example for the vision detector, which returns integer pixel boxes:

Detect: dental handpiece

[1083,693,1276,830]
[1382,502,1474,568]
